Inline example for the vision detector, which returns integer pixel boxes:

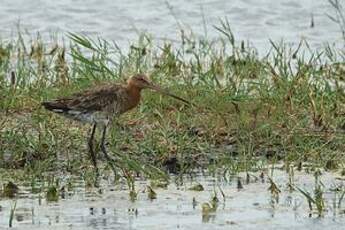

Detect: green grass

[0,19,345,184]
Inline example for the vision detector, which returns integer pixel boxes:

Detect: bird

[41,74,190,177]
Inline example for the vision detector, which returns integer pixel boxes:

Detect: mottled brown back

[41,83,132,123]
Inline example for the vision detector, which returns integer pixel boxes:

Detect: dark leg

[100,125,117,177]
[88,123,99,177]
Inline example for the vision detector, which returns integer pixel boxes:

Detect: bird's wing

[42,84,126,113]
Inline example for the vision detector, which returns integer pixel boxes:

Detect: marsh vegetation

[1,4,345,228]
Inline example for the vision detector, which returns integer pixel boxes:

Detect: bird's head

[128,74,154,90]
[128,74,191,105]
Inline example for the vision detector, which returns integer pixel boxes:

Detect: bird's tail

[41,101,70,113]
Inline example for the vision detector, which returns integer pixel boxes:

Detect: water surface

[0,0,342,53]
[1,169,344,229]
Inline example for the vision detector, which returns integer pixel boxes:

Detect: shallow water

[1,169,344,230]
[0,0,343,53]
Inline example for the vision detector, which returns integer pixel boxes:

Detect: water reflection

[15,213,24,222]
[0,170,344,229]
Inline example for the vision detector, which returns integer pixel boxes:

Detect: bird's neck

[126,83,142,109]
[126,82,142,94]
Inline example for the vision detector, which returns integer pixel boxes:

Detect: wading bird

[42,74,189,176]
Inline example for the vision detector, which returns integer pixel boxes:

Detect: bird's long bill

[148,84,191,105]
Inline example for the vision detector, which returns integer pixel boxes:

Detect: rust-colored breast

[122,84,141,113]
